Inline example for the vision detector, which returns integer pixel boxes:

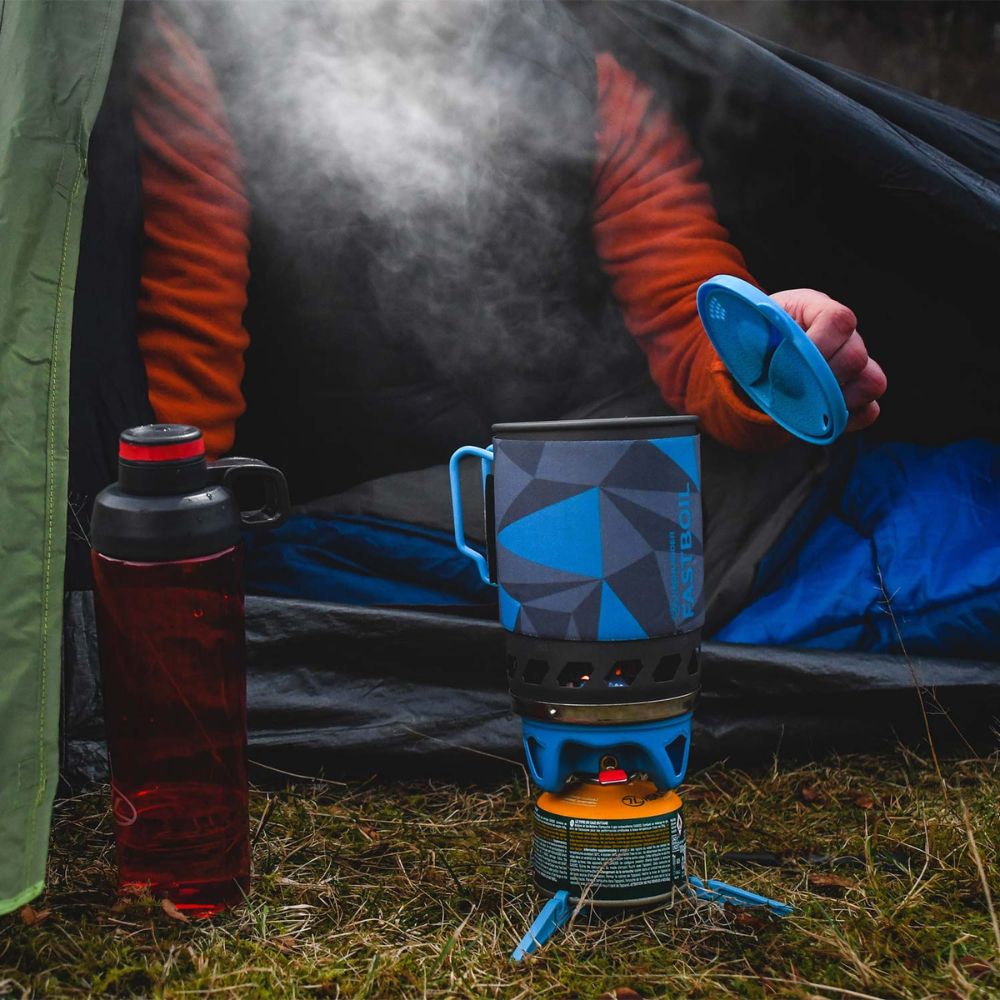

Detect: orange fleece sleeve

[593,52,788,452]
[131,5,250,459]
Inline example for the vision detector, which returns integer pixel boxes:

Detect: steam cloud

[169,0,638,417]
[218,1,572,211]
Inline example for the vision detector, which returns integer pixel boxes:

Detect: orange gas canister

[533,776,685,906]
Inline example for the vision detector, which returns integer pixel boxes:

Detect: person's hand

[770,288,887,432]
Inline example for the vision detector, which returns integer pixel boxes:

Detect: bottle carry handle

[208,458,290,529]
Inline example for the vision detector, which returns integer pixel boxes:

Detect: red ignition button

[597,768,629,785]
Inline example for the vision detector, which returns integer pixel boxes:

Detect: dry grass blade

[959,797,1000,959]
[2,751,999,998]
[161,898,191,924]
[874,565,948,793]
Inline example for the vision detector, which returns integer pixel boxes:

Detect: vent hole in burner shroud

[654,654,682,682]
[557,661,593,689]
[606,659,641,687]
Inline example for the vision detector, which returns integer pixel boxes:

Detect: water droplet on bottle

[193,609,204,619]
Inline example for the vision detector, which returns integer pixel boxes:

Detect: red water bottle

[90,425,288,915]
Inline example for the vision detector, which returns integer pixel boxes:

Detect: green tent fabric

[0,0,122,915]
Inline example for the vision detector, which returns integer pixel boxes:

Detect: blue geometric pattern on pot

[598,581,645,640]
[652,434,700,489]
[497,488,603,579]
[493,436,704,641]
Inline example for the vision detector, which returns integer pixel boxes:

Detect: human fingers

[827,330,870,385]
[841,356,888,410]
[846,399,880,432]
[802,301,858,361]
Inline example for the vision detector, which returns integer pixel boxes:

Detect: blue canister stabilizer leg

[511,878,790,961]
[512,891,572,962]
[688,875,793,917]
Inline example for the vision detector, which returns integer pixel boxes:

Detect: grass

[2,750,1000,998]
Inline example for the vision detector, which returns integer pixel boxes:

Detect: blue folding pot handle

[449,445,495,586]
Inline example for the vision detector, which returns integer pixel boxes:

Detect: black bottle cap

[91,424,289,562]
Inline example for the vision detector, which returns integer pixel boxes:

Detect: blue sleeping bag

[245,441,999,658]
[718,441,1000,657]
[243,514,494,608]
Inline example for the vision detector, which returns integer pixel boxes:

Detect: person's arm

[592,53,784,451]
[593,53,885,449]
[131,5,250,459]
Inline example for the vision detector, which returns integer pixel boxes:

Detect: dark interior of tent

[62,0,1000,788]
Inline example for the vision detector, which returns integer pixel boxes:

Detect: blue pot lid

[697,275,848,445]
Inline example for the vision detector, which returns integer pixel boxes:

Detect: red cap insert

[597,768,629,785]
[119,424,205,463]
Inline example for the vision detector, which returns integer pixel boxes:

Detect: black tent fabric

[575,1,1000,447]
[63,592,1000,786]
[67,15,154,593]
[62,1,999,786]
